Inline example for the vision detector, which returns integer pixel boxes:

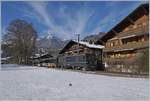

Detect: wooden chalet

[57,40,104,70]
[31,53,57,68]
[97,3,149,73]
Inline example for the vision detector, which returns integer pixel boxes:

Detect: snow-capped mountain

[36,33,66,56]
[46,32,53,39]
[83,32,106,43]
[36,32,106,56]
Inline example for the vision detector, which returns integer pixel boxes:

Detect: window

[138,23,142,27]
[143,22,146,26]
[133,25,137,29]
[78,56,85,62]
[118,54,120,57]
[106,43,110,47]
[115,41,118,46]
[141,37,145,42]
[110,43,113,47]
[110,54,114,58]
[124,28,129,31]
[79,49,84,53]
[66,56,76,62]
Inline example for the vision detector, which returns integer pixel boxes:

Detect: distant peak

[46,33,53,39]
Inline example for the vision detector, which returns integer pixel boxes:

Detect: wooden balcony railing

[103,54,139,63]
[104,57,130,62]
[118,24,149,38]
[104,41,149,52]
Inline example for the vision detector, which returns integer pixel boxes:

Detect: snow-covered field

[0,64,149,100]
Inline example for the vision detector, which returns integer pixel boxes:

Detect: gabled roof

[100,3,149,42]
[1,57,12,61]
[31,53,53,59]
[74,40,104,49]
[59,40,104,54]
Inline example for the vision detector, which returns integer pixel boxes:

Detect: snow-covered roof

[59,40,104,54]
[1,57,11,61]
[108,37,118,41]
[73,40,104,49]
[31,53,53,59]
[31,53,45,58]
[120,35,136,39]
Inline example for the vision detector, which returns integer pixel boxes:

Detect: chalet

[97,3,149,73]
[31,53,57,68]
[57,40,104,70]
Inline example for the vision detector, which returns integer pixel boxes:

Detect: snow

[73,40,104,49]
[1,57,12,61]
[120,35,136,39]
[31,53,49,58]
[46,32,53,39]
[0,64,149,100]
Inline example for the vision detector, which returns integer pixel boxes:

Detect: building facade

[98,3,149,73]
[58,40,104,70]
[31,53,57,68]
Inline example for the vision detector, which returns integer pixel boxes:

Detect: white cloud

[24,1,142,40]
[89,1,142,35]
[2,27,7,35]
[27,2,53,29]
[25,1,95,40]
[23,9,42,24]
[89,10,117,35]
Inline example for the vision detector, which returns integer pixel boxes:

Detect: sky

[1,1,147,40]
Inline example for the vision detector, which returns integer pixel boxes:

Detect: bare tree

[3,19,37,64]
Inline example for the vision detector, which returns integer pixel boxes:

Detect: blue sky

[1,1,146,40]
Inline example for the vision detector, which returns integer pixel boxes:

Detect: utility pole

[77,34,80,54]
[39,48,42,67]
[77,34,80,43]
[76,34,80,70]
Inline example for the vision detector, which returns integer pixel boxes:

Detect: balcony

[117,24,149,38]
[103,53,139,63]
[104,40,149,52]
[104,57,131,62]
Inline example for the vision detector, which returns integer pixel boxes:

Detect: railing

[104,40,149,52]
[104,57,130,62]
[103,54,140,63]
[118,24,149,38]
[107,24,149,42]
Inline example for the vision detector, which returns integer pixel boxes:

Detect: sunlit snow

[0,64,148,100]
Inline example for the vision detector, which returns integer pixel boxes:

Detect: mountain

[82,32,106,43]
[36,33,66,57]
[36,32,106,56]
